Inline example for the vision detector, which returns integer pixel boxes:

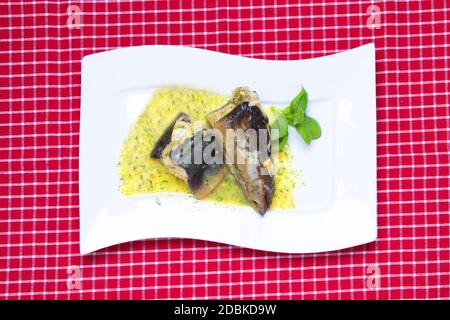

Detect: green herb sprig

[271,87,321,151]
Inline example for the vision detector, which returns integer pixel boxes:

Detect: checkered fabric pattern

[0,0,449,300]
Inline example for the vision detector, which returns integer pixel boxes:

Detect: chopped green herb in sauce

[118,87,299,210]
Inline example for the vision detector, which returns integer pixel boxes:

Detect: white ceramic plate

[79,44,377,254]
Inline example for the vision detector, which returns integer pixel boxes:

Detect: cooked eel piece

[151,113,227,199]
[206,87,275,214]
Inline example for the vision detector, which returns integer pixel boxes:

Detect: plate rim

[79,43,377,254]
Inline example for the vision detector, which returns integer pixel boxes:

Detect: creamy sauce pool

[118,87,299,210]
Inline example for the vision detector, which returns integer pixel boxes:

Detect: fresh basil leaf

[305,115,321,139]
[290,87,308,112]
[271,114,289,153]
[271,120,279,138]
[300,88,308,111]
[278,134,289,150]
[271,129,289,153]
[271,115,288,139]
[283,110,295,126]
[295,123,312,145]
[277,115,289,137]
[292,108,305,125]
[271,87,320,147]
[282,106,292,118]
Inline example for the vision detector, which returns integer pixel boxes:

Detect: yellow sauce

[118,87,299,210]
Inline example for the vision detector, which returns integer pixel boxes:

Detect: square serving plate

[79,44,377,254]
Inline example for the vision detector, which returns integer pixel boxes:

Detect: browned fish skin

[150,112,190,159]
[150,113,227,199]
[207,87,274,214]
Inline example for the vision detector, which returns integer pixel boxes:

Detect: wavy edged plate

[79,44,377,254]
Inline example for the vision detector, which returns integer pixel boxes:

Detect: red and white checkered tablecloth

[0,0,449,300]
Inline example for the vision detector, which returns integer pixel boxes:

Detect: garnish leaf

[278,134,289,150]
[271,135,288,154]
[283,111,294,126]
[295,123,312,145]
[304,115,321,139]
[271,114,288,139]
[289,87,308,112]
[271,114,289,152]
[270,86,320,148]
[292,108,305,125]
